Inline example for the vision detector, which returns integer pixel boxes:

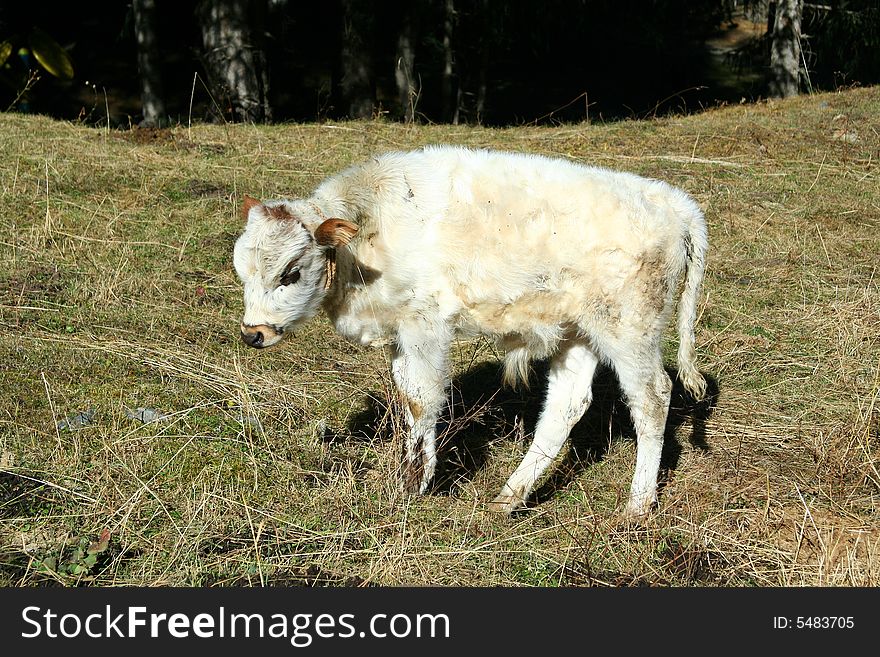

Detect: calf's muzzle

[240,323,278,349]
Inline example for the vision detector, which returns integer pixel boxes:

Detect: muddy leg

[391,322,450,494]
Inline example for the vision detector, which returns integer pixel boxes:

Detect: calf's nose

[241,328,264,348]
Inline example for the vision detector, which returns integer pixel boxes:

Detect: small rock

[832,129,860,144]
[239,411,263,432]
[57,409,96,431]
[315,418,340,442]
[125,407,169,424]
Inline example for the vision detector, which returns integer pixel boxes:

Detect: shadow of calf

[345,360,720,505]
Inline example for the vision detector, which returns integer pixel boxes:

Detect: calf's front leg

[390,321,451,494]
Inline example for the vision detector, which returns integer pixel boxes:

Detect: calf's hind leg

[613,352,673,520]
[489,341,599,513]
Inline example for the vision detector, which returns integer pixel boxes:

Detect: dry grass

[0,87,878,587]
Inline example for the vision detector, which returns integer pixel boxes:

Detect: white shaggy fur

[233,146,708,518]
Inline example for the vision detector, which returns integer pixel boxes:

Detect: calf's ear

[241,195,262,221]
[314,218,359,248]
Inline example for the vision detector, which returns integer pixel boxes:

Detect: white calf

[233,146,708,518]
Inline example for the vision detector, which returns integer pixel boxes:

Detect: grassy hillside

[1,88,878,586]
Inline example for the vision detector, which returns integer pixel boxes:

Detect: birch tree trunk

[197,0,272,123]
[768,0,803,98]
[132,0,167,127]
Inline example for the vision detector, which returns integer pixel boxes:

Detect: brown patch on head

[266,205,295,221]
[315,218,359,248]
[242,194,261,220]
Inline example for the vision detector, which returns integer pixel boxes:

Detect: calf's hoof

[487,491,526,514]
[400,472,422,497]
[621,497,657,524]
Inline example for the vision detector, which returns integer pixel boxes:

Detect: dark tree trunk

[465,0,490,125]
[441,0,458,124]
[132,0,167,127]
[395,7,419,123]
[768,0,802,98]
[474,2,489,125]
[340,0,376,119]
[196,0,272,123]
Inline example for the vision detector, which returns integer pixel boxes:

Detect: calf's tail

[675,199,708,400]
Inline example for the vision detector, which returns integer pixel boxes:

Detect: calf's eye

[280,267,301,286]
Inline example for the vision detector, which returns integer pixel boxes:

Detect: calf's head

[233,195,358,348]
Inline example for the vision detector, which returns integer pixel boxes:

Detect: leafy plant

[35,528,111,579]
